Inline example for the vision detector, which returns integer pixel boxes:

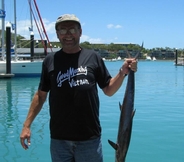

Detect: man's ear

[79,29,82,37]
[56,32,59,38]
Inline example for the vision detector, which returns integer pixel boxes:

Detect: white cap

[55,14,81,30]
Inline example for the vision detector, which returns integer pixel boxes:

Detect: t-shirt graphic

[56,66,89,88]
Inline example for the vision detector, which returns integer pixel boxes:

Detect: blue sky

[2,0,184,49]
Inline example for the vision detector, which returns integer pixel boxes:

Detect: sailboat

[152,56,156,61]
[0,0,54,77]
[145,56,152,61]
[145,56,156,61]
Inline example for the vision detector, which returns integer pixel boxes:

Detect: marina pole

[44,40,47,56]
[30,31,34,62]
[175,49,178,66]
[6,23,11,74]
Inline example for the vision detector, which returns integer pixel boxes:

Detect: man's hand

[20,126,31,150]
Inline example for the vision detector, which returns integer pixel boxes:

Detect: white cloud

[107,24,122,29]
[2,18,56,41]
[107,24,114,29]
[80,34,103,43]
[80,35,90,42]
[115,25,122,28]
[1,19,117,44]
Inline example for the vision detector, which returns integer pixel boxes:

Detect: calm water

[0,61,184,162]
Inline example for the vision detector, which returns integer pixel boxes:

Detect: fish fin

[108,140,118,150]
[132,109,136,118]
[119,102,122,111]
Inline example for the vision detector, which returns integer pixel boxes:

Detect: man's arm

[103,58,137,96]
[20,90,48,150]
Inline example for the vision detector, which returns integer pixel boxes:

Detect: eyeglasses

[57,28,76,35]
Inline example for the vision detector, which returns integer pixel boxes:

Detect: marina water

[0,60,184,162]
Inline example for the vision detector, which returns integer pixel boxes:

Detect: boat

[117,56,122,61]
[145,56,152,61]
[145,56,156,61]
[152,56,156,61]
[102,57,106,61]
[111,58,117,62]
[0,60,42,77]
[0,0,53,77]
[102,58,117,62]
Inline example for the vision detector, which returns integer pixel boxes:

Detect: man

[20,14,138,162]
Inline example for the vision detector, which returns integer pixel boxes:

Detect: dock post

[30,32,34,62]
[44,40,47,56]
[6,23,11,74]
[0,22,15,78]
[175,49,178,66]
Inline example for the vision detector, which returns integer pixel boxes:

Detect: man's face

[56,21,82,50]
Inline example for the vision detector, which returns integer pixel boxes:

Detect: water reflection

[0,61,184,162]
[0,79,15,161]
[0,78,50,161]
[174,65,184,87]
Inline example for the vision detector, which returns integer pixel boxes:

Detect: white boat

[0,0,51,77]
[102,58,117,62]
[145,56,156,61]
[117,56,122,61]
[145,56,152,61]
[152,57,156,61]
[0,60,42,77]
[111,58,117,62]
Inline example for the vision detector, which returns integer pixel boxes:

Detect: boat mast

[29,0,33,31]
[14,0,17,60]
[32,0,52,52]
[27,0,52,53]
[1,0,5,60]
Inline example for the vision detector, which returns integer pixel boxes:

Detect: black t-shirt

[38,48,112,140]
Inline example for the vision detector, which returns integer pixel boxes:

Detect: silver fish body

[108,69,135,162]
[108,43,143,162]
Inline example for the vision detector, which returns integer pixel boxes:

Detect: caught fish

[108,43,143,162]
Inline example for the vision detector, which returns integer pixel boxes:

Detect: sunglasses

[57,28,76,35]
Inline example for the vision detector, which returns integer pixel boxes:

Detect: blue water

[0,61,184,162]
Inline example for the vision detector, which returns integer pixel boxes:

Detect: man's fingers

[20,137,30,150]
[27,138,31,146]
[20,127,31,150]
